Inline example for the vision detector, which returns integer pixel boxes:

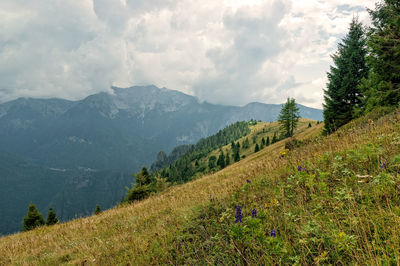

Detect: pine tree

[22,202,45,231]
[135,167,152,186]
[272,133,278,144]
[261,137,266,145]
[225,153,230,166]
[278,98,300,138]
[46,206,59,225]
[266,136,270,146]
[234,149,240,162]
[323,17,368,133]
[359,0,400,112]
[254,143,260,153]
[94,204,101,215]
[217,150,226,169]
[208,156,217,169]
[308,122,312,128]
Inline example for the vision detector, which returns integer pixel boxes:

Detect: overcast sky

[0,0,377,108]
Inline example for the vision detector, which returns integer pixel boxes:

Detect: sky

[0,0,377,108]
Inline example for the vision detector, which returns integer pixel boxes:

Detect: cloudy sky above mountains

[0,0,377,108]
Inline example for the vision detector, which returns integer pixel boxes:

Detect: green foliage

[46,207,59,226]
[124,167,154,202]
[278,98,300,138]
[242,138,250,149]
[271,133,278,144]
[22,202,45,232]
[254,143,260,153]
[360,0,400,112]
[217,151,226,169]
[323,17,368,133]
[158,121,250,184]
[208,156,217,170]
[94,205,102,215]
[225,154,230,166]
[266,136,270,146]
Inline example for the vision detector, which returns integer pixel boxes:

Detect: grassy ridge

[0,109,399,264]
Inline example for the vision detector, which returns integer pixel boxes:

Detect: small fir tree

[94,204,102,215]
[271,133,278,144]
[266,136,270,146]
[46,206,59,225]
[217,150,226,169]
[22,202,45,231]
[234,149,240,162]
[278,98,300,138]
[254,143,260,153]
[225,153,230,166]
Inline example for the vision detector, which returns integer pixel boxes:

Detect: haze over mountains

[0,85,322,235]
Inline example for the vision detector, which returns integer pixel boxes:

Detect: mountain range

[0,85,322,235]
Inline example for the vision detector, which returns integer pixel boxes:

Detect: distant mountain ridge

[0,85,322,235]
[0,85,322,171]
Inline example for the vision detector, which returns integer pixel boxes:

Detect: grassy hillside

[0,109,399,264]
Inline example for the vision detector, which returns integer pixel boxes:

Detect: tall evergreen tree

[46,206,59,225]
[22,202,45,231]
[233,149,240,162]
[254,143,260,153]
[323,17,368,133]
[217,150,226,169]
[359,0,400,112]
[225,153,230,166]
[266,136,270,146]
[278,98,300,138]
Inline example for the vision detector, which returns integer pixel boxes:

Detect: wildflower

[246,179,251,183]
[235,206,242,223]
[270,229,277,237]
[297,165,302,171]
[251,208,257,218]
[380,161,386,169]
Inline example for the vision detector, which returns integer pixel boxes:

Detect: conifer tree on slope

[46,206,59,225]
[359,0,400,112]
[278,98,300,138]
[323,17,368,133]
[22,202,45,231]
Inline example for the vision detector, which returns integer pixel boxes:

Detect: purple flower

[235,206,242,223]
[246,179,251,183]
[251,208,257,218]
[270,229,277,237]
[297,165,303,171]
[380,161,386,169]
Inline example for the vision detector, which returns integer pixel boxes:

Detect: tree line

[323,1,400,133]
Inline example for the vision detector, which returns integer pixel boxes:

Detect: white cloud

[0,0,377,108]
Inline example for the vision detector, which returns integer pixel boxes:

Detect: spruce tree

[261,137,266,145]
[22,202,45,231]
[266,136,270,146]
[234,149,240,162]
[278,98,300,138]
[94,204,102,215]
[323,17,368,133]
[46,206,59,225]
[359,0,400,112]
[254,143,260,153]
[272,133,278,144]
[217,150,225,169]
[225,153,230,166]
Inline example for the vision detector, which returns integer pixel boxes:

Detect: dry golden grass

[1,110,398,265]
